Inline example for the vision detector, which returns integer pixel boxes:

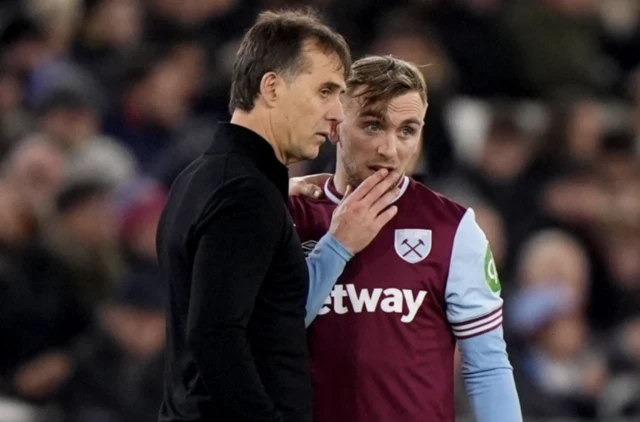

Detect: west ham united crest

[394,229,432,264]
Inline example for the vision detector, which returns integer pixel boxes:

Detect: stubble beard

[341,155,365,190]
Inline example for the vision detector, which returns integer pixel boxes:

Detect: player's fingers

[348,169,388,201]
[374,205,398,227]
[343,184,353,199]
[369,186,401,216]
[302,183,321,198]
[361,170,402,206]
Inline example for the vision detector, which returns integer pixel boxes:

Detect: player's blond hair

[346,55,427,114]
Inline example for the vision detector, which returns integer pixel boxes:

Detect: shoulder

[216,171,284,217]
[167,155,285,230]
[407,178,467,227]
[180,152,279,202]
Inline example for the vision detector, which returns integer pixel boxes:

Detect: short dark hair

[346,55,427,115]
[229,8,351,114]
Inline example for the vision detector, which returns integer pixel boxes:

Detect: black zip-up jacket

[157,123,311,422]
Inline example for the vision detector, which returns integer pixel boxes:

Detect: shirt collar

[323,175,410,205]
[206,122,289,200]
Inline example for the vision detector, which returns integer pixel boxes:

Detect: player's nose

[377,134,399,158]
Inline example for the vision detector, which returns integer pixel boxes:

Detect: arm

[187,188,283,422]
[458,328,521,422]
[445,208,522,422]
[304,233,353,327]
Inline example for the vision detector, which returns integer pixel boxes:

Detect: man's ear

[259,72,279,107]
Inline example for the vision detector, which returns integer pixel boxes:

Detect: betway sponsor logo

[318,284,427,323]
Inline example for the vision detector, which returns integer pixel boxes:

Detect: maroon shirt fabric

[289,176,469,422]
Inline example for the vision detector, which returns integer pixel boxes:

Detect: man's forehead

[349,96,426,123]
[302,43,347,87]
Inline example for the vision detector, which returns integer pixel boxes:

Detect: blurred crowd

[0,0,639,421]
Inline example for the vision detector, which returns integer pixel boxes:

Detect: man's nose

[326,97,344,124]
[377,133,398,159]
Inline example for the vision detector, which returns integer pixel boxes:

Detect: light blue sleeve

[458,327,522,422]
[304,233,353,327]
[445,208,503,339]
[445,208,521,421]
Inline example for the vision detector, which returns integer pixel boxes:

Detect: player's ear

[259,72,279,107]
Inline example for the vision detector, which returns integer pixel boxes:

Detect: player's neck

[333,167,349,195]
[230,109,287,164]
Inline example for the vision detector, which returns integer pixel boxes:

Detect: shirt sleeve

[458,327,523,422]
[186,187,283,422]
[445,208,503,339]
[304,233,353,327]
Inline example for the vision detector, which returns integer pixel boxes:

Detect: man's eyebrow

[359,111,385,121]
[401,117,424,126]
[321,81,345,93]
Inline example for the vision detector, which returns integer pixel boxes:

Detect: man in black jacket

[157,9,401,422]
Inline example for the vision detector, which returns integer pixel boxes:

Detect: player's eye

[365,122,381,133]
[320,89,331,98]
[400,127,416,137]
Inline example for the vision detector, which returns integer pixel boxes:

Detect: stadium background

[0,0,639,421]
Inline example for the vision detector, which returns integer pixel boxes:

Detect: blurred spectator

[508,229,607,418]
[102,40,203,173]
[512,229,591,309]
[117,179,165,292]
[42,179,123,308]
[633,68,640,147]
[25,0,82,58]
[55,271,165,422]
[2,134,66,216]
[71,0,143,104]
[519,312,608,418]
[0,16,49,80]
[600,0,640,90]
[0,182,89,404]
[0,13,99,110]
[539,95,607,172]
[48,179,167,422]
[38,87,137,188]
[597,223,640,326]
[438,105,545,270]
[426,0,522,97]
[0,65,33,157]
[502,0,612,97]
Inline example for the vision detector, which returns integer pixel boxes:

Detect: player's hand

[289,173,332,198]
[329,169,401,254]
